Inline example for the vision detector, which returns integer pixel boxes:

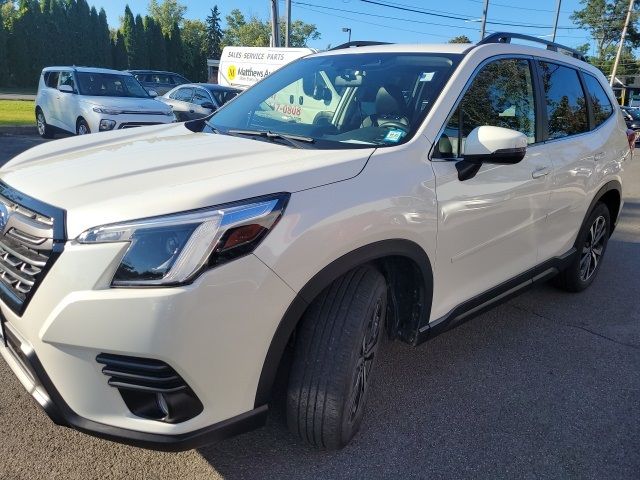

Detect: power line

[292,1,480,32]
[358,0,583,29]
[463,0,573,14]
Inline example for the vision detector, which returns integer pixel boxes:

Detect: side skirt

[413,248,577,345]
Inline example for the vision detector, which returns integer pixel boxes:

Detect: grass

[0,100,35,126]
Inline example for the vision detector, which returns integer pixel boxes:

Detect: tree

[572,0,640,74]
[0,9,6,86]
[112,29,128,70]
[182,19,207,80]
[134,13,149,68]
[145,16,167,70]
[281,19,320,47]
[97,8,112,67]
[222,9,320,48]
[148,0,186,36]
[165,21,183,73]
[449,35,472,43]
[205,5,223,58]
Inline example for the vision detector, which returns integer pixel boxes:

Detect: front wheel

[554,202,611,292]
[76,118,91,135]
[36,109,54,138]
[287,265,387,450]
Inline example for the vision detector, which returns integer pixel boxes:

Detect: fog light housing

[99,119,116,131]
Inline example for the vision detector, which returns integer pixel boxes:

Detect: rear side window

[192,88,211,106]
[44,71,60,88]
[171,87,194,102]
[539,61,589,139]
[172,75,188,85]
[583,73,614,128]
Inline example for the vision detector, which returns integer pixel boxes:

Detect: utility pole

[270,0,280,48]
[285,0,291,47]
[552,0,562,42]
[479,0,490,39]
[610,0,634,86]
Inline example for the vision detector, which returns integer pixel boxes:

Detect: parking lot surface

[0,133,638,480]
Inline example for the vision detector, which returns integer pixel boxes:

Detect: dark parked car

[621,106,640,143]
[158,83,242,121]
[128,70,190,96]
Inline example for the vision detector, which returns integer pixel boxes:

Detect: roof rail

[329,41,392,51]
[478,32,587,62]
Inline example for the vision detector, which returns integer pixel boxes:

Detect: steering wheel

[378,120,410,133]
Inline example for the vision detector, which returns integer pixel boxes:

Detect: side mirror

[456,126,528,181]
[58,84,74,93]
[201,102,215,110]
[148,90,158,98]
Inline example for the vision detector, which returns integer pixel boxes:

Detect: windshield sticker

[419,72,435,82]
[383,129,406,143]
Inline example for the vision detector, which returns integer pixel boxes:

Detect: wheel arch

[254,239,433,407]
[589,180,622,234]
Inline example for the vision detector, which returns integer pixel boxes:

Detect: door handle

[594,151,606,161]
[531,167,550,179]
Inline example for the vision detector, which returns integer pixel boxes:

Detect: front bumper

[0,245,296,450]
[0,322,267,450]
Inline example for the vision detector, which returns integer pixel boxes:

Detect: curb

[0,126,38,136]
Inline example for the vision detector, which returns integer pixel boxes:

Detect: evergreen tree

[97,8,112,67]
[145,16,167,70]
[121,5,136,68]
[112,30,128,70]
[182,19,207,80]
[134,13,149,68]
[205,5,223,59]
[165,21,183,73]
[0,9,6,86]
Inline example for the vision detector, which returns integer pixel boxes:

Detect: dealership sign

[218,46,315,89]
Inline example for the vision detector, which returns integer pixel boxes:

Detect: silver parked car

[159,83,241,121]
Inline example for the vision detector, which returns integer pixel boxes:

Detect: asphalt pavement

[0,133,638,480]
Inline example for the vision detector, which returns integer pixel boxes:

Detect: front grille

[118,122,162,129]
[0,183,64,315]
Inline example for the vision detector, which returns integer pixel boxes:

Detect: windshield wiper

[227,129,315,149]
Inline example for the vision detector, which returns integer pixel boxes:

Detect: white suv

[35,66,175,137]
[0,34,630,451]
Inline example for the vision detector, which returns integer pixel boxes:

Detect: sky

[89,0,595,53]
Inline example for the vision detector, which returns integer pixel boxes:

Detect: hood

[1,124,373,238]
[79,95,171,113]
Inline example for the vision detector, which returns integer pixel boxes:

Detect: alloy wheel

[347,298,383,423]
[37,113,45,136]
[580,215,607,281]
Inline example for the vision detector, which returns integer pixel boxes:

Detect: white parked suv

[35,66,175,137]
[0,34,630,451]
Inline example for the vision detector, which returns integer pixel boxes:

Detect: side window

[435,58,536,158]
[45,71,60,88]
[539,61,589,139]
[192,88,212,106]
[58,71,75,91]
[583,73,614,129]
[171,87,194,102]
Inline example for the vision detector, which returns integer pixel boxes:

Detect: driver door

[430,57,552,319]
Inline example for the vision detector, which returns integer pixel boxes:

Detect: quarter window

[539,61,589,139]
[583,73,614,128]
[435,58,537,158]
[45,71,60,88]
[192,89,212,106]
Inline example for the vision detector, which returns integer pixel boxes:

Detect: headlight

[77,194,289,286]
[93,107,122,115]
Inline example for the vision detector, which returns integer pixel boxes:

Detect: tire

[554,202,611,292]
[35,109,54,139]
[287,265,387,450]
[76,118,91,135]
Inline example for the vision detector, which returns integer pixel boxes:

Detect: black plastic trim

[414,248,578,344]
[254,239,433,407]
[7,340,267,451]
[586,180,623,232]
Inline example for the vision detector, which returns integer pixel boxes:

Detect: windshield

[76,72,151,98]
[206,52,460,149]
[623,108,640,120]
